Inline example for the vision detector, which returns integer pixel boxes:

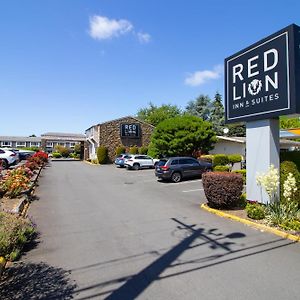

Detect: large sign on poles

[225,24,300,123]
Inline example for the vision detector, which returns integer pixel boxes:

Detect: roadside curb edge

[200,203,300,243]
[83,160,100,166]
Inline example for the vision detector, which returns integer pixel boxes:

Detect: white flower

[283,173,297,201]
[256,165,279,200]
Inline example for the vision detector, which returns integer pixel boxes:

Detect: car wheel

[133,163,140,170]
[171,172,182,183]
[1,159,8,169]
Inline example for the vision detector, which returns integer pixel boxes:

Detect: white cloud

[137,32,151,44]
[185,65,223,86]
[89,15,133,40]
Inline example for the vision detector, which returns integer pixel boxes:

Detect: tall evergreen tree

[185,95,211,121]
[210,92,225,135]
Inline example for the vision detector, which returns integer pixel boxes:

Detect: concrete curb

[201,203,300,242]
[83,160,100,166]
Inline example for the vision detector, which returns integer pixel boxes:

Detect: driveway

[1,161,300,299]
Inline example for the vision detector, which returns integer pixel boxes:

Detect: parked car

[124,155,159,170]
[3,148,34,161]
[0,148,19,169]
[115,154,131,168]
[155,156,212,183]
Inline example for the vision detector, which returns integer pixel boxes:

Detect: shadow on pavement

[72,218,295,300]
[0,262,77,300]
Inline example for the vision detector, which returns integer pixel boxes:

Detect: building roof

[0,136,41,142]
[86,115,155,131]
[41,132,86,141]
[217,136,300,147]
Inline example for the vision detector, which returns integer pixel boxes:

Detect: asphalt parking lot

[2,161,300,300]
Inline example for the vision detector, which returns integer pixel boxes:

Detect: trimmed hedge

[97,146,108,164]
[115,146,126,156]
[233,169,246,184]
[213,154,229,166]
[280,161,300,204]
[213,165,230,172]
[202,172,243,209]
[228,154,242,164]
[52,152,62,158]
[280,151,300,171]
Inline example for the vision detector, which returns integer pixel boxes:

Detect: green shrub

[238,193,247,208]
[213,165,230,172]
[202,172,243,209]
[115,146,126,156]
[280,151,300,171]
[280,219,300,231]
[139,146,148,155]
[213,154,229,166]
[55,145,70,158]
[246,203,265,220]
[69,153,80,159]
[0,212,35,261]
[280,161,300,204]
[228,154,242,164]
[97,146,108,164]
[129,146,138,154]
[52,152,62,158]
[265,201,299,226]
[20,147,40,152]
[233,169,246,184]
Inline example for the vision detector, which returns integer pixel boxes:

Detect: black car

[155,156,212,183]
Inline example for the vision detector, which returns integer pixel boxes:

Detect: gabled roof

[86,115,155,131]
[0,136,41,142]
[41,132,86,141]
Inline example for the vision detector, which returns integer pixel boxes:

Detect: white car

[0,148,18,169]
[124,155,159,170]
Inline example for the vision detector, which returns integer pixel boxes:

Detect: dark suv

[155,157,212,183]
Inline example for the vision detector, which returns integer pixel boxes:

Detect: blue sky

[1,0,300,136]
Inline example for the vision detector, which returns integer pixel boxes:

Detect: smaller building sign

[120,123,140,138]
[225,24,300,123]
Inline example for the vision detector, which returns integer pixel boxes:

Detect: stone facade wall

[98,117,154,162]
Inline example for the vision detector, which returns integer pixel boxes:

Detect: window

[58,142,65,146]
[70,142,76,148]
[30,142,40,147]
[171,160,179,165]
[1,141,12,147]
[16,141,26,147]
[46,142,53,147]
[179,159,194,165]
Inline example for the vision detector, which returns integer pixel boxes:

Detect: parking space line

[182,188,204,193]
[160,179,202,186]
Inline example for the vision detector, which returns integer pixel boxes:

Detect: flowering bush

[256,164,279,202]
[283,173,298,202]
[32,151,48,163]
[0,212,36,261]
[0,173,31,198]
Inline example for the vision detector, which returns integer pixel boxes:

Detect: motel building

[85,116,154,161]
